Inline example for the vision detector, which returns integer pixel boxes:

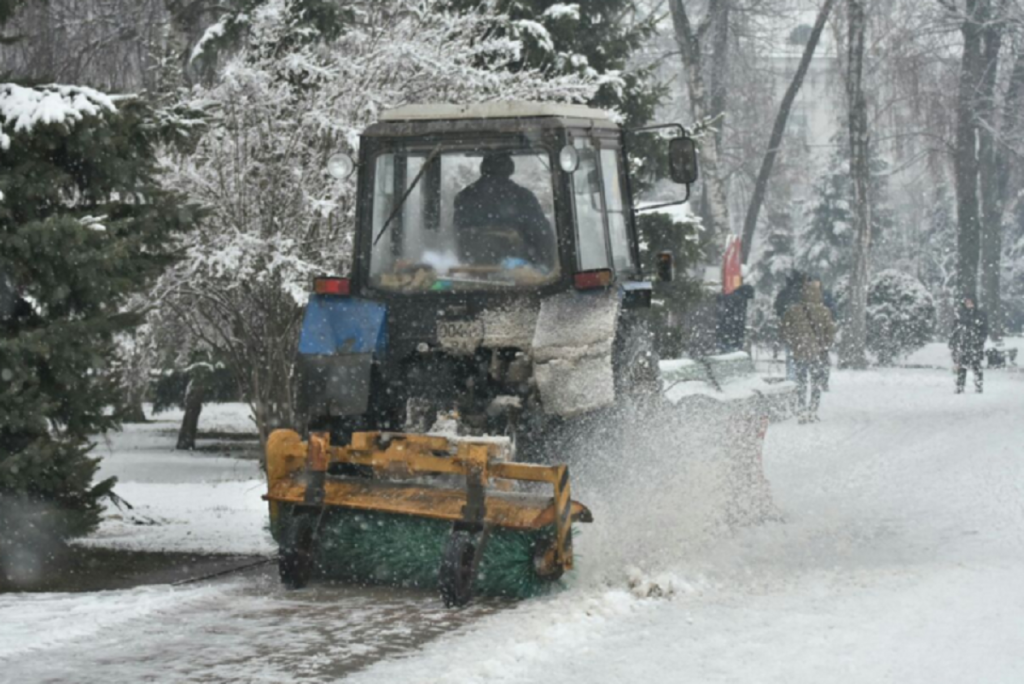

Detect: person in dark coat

[774,270,807,320]
[949,297,988,393]
[454,152,554,268]
[716,283,755,353]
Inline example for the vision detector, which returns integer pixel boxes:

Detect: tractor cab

[299,102,697,443]
[351,102,695,297]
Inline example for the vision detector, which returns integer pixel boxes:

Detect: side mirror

[668,137,699,185]
[656,251,675,282]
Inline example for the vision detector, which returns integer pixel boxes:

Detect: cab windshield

[369,146,559,293]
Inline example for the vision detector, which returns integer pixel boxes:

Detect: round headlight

[558,144,579,173]
[327,152,355,180]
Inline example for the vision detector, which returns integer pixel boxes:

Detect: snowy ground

[2,345,1023,682]
[83,403,274,556]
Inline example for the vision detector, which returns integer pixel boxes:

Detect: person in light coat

[781,280,836,423]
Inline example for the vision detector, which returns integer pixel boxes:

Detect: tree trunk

[954,0,988,303]
[839,0,870,369]
[979,15,1015,340]
[246,309,301,467]
[708,0,730,157]
[176,377,205,450]
[668,0,731,247]
[122,398,148,424]
[740,0,836,264]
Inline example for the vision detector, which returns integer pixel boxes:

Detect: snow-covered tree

[797,135,892,292]
[750,207,796,300]
[0,0,174,92]
[748,208,797,349]
[797,151,852,288]
[0,0,23,24]
[918,185,958,332]
[155,0,600,444]
[1001,197,1024,333]
[636,209,706,358]
[451,0,659,128]
[864,270,936,365]
[0,84,192,555]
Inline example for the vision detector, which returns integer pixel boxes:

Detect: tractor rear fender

[530,283,654,417]
[296,296,387,417]
[532,289,619,417]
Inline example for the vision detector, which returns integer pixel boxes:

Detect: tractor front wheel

[439,530,477,607]
[279,512,316,589]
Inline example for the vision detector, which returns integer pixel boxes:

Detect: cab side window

[600,148,635,274]
[572,139,610,271]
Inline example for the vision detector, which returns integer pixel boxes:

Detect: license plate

[437,319,484,350]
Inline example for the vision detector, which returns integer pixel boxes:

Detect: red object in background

[314,277,351,296]
[722,235,743,295]
[573,269,614,290]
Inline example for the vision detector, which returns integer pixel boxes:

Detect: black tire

[278,513,316,589]
[532,539,565,582]
[439,530,477,608]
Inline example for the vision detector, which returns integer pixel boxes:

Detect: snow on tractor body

[265,102,698,606]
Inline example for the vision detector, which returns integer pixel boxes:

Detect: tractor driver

[453,152,555,271]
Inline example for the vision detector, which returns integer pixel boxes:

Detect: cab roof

[378,102,618,127]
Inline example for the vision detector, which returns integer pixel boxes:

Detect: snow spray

[555,396,776,590]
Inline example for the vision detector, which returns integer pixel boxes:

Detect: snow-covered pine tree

[798,147,853,288]
[0,0,23,24]
[748,207,797,349]
[0,86,192,553]
[919,184,958,333]
[1001,196,1024,333]
[156,0,601,444]
[797,132,892,292]
[750,208,797,301]
[450,0,662,129]
[636,209,706,358]
[864,270,936,365]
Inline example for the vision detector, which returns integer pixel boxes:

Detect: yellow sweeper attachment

[264,429,593,606]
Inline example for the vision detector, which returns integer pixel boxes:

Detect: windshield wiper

[373,143,443,247]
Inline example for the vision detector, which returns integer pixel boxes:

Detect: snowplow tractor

[270,102,698,605]
[296,102,698,448]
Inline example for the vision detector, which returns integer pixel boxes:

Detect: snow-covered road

[2,358,1023,683]
[343,364,1024,684]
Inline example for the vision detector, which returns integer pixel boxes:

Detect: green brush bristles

[475,528,559,599]
[317,510,449,589]
[272,505,566,599]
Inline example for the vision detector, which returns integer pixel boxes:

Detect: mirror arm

[633,184,692,213]
[626,123,687,137]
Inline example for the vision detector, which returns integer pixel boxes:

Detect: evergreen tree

[0,85,192,555]
[748,209,797,349]
[919,185,958,331]
[865,270,936,365]
[450,0,663,128]
[0,0,25,26]
[635,210,706,358]
[750,208,797,300]
[1000,199,1024,333]
[797,134,892,291]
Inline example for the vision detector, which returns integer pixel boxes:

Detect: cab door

[568,135,638,279]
